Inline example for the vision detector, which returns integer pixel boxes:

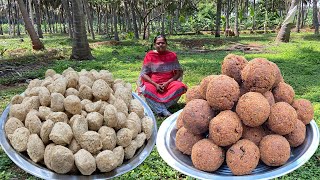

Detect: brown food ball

[183,99,214,135]
[50,93,65,112]
[176,109,185,129]
[285,120,306,147]
[141,116,153,140]
[92,79,111,101]
[199,75,217,99]
[292,99,314,125]
[206,75,240,111]
[9,104,27,122]
[259,135,290,166]
[226,139,260,175]
[117,128,133,147]
[242,125,266,146]
[221,54,248,83]
[273,82,295,104]
[191,139,224,172]
[241,58,276,93]
[271,62,284,88]
[40,119,54,145]
[176,127,203,155]
[236,92,270,127]
[129,99,145,118]
[267,102,297,135]
[209,110,243,146]
[68,138,81,154]
[185,86,203,103]
[87,112,103,131]
[263,91,275,106]
[96,150,118,172]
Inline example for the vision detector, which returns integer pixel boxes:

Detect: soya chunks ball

[285,120,306,147]
[49,145,74,174]
[74,149,96,175]
[191,139,224,172]
[129,99,145,118]
[96,150,119,173]
[273,82,295,104]
[40,119,54,145]
[226,139,260,175]
[98,126,117,150]
[117,128,133,147]
[292,99,314,125]
[141,116,153,140]
[259,135,290,166]
[236,92,270,127]
[10,127,30,152]
[176,127,203,155]
[64,95,82,115]
[241,58,276,93]
[79,131,103,154]
[199,75,217,99]
[221,54,248,83]
[5,117,24,135]
[9,104,27,122]
[50,93,65,112]
[49,122,73,145]
[206,75,240,111]
[267,102,297,135]
[92,79,111,101]
[185,85,203,103]
[27,134,45,163]
[183,99,214,135]
[209,110,243,147]
[68,138,81,154]
[11,95,24,105]
[87,112,103,131]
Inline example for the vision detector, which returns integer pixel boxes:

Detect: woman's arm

[160,69,183,89]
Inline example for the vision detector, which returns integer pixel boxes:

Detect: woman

[138,35,187,117]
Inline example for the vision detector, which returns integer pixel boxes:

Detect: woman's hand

[159,81,169,91]
[155,83,164,93]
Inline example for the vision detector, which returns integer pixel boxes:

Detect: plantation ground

[0,32,319,179]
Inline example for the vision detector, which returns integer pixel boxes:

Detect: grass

[1,32,320,179]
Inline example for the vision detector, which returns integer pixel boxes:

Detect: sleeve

[140,53,152,76]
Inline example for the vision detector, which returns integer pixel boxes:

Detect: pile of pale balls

[176,54,314,175]
[5,68,153,175]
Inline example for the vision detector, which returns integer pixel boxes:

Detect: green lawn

[0,32,319,179]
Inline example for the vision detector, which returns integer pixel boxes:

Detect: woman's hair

[153,34,167,44]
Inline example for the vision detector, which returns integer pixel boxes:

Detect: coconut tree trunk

[296,1,301,33]
[84,0,95,40]
[234,0,239,37]
[161,5,165,35]
[62,0,73,38]
[313,0,319,34]
[130,0,139,39]
[17,0,44,50]
[113,3,119,41]
[276,0,299,42]
[225,0,231,31]
[215,0,222,37]
[34,0,43,38]
[7,0,12,35]
[124,0,131,32]
[28,0,34,26]
[252,0,256,31]
[70,0,93,60]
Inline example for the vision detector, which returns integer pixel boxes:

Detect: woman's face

[154,37,167,52]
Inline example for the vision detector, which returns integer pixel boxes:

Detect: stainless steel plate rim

[156,109,320,180]
[0,92,157,180]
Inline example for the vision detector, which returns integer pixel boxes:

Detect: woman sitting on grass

[138,35,187,117]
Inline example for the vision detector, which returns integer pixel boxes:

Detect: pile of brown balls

[177,54,314,176]
[5,68,154,175]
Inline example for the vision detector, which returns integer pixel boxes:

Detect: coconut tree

[275,0,299,42]
[17,0,44,50]
[313,0,319,34]
[215,0,222,37]
[70,0,93,60]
